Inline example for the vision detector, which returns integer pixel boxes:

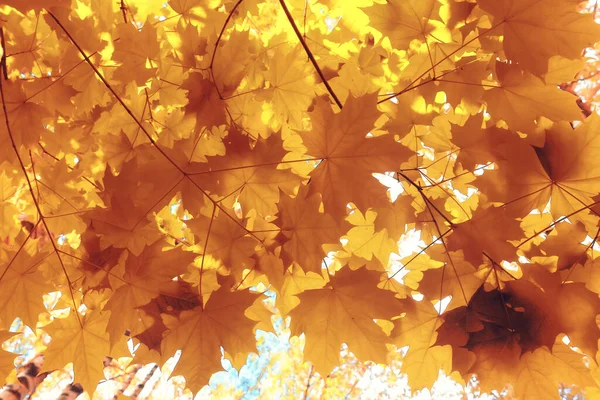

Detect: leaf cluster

[1,0,600,398]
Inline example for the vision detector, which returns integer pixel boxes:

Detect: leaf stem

[199,205,217,308]
[483,252,513,328]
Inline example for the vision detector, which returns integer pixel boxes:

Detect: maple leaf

[0,330,16,383]
[157,287,260,391]
[210,30,252,97]
[373,194,416,241]
[342,209,398,267]
[479,0,600,76]
[449,114,512,171]
[0,81,51,149]
[483,62,582,133]
[466,335,521,393]
[436,58,489,111]
[567,258,600,295]
[104,239,197,346]
[382,90,434,145]
[43,309,129,391]
[256,45,316,127]
[10,1,68,12]
[86,157,180,255]
[447,205,524,266]
[186,209,258,281]
[516,341,595,400]
[528,221,589,271]
[296,93,411,218]
[181,72,227,129]
[418,250,486,311]
[275,264,327,316]
[477,114,600,222]
[511,266,600,356]
[0,241,58,328]
[0,172,20,239]
[392,298,450,389]
[275,186,341,273]
[289,267,400,375]
[191,129,301,217]
[367,0,445,50]
[112,19,160,85]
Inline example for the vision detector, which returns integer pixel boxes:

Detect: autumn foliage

[1,0,600,398]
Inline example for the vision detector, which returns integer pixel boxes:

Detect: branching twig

[47,10,267,259]
[0,41,82,326]
[377,22,504,104]
[398,172,455,228]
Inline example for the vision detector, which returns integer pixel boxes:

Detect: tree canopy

[1,0,600,398]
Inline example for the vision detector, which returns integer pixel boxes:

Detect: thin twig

[199,204,217,306]
[303,365,313,399]
[483,252,513,329]
[278,0,342,109]
[0,28,8,80]
[120,0,128,23]
[210,0,244,69]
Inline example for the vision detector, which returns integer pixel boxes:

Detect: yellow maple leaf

[516,341,594,400]
[276,186,341,273]
[104,239,197,347]
[343,208,398,266]
[479,0,600,76]
[483,62,582,132]
[289,267,400,374]
[297,93,411,218]
[392,298,450,389]
[0,241,57,328]
[159,287,260,391]
[43,309,128,392]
